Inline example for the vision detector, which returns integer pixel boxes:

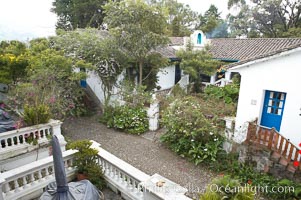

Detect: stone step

[287,163,297,174]
[270,151,281,162]
[279,157,289,167]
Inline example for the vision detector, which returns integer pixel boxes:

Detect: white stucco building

[229,46,301,147]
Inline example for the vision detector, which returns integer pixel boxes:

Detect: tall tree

[196,5,229,38]
[156,0,197,37]
[252,0,301,37]
[51,0,108,30]
[176,42,221,93]
[227,4,259,38]
[0,41,28,84]
[227,0,301,38]
[103,0,169,85]
[149,0,197,36]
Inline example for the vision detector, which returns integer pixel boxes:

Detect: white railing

[0,120,66,161]
[91,141,191,200]
[0,140,192,200]
[0,149,77,200]
[91,141,149,200]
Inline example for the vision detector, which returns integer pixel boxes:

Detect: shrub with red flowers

[7,44,88,122]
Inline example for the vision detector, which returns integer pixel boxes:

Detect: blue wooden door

[260,90,286,131]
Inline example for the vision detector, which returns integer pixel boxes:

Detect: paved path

[62,115,217,199]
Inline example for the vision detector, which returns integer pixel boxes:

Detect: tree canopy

[176,43,221,93]
[103,0,169,86]
[51,29,128,107]
[227,0,301,38]
[51,0,108,30]
[196,5,228,38]
[0,41,28,84]
[148,0,198,36]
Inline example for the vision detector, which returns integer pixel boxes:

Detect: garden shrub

[208,158,301,200]
[234,164,301,200]
[204,83,239,104]
[200,175,255,200]
[100,105,148,135]
[161,96,225,165]
[23,104,51,126]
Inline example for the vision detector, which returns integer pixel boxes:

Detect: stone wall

[233,143,301,183]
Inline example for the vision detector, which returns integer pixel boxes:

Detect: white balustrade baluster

[22,176,28,189]
[45,167,50,179]
[13,180,20,192]
[29,173,35,185]
[132,181,137,192]
[122,174,128,186]
[68,159,73,170]
[136,184,143,197]
[4,182,10,193]
[127,177,132,189]
[38,170,43,182]
[104,161,109,175]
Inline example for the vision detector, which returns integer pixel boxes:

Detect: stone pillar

[147,94,159,131]
[210,75,216,84]
[50,120,67,151]
[141,174,190,200]
[0,178,5,200]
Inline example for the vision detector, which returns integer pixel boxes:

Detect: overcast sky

[0,0,229,41]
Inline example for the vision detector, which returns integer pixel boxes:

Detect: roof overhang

[228,46,301,72]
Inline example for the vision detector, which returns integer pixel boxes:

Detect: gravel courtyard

[62,114,217,199]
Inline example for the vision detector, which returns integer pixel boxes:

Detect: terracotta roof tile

[209,38,301,63]
[169,37,184,46]
[156,46,177,58]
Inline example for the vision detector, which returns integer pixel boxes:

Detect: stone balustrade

[0,120,66,162]
[0,149,77,200]
[91,141,191,200]
[0,140,192,200]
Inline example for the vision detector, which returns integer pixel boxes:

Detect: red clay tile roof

[156,46,177,58]
[209,38,301,68]
[164,37,301,64]
[169,37,185,46]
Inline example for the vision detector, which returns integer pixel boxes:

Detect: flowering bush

[204,83,240,104]
[7,48,87,120]
[100,105,148,135]
[161,96,225,165]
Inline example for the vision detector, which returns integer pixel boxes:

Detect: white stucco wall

[231,48,301,146]
[157,65,175,90]
[86,70,106,103]
[86,70,125,105]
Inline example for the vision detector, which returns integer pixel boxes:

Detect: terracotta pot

[77,173,88,181]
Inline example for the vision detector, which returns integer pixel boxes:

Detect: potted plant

[67,140,105,190]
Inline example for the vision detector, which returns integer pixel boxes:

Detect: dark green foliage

[227,0,301,38]
[52,0,108,30]
[104,0,169,85]
[23,104,51,126]
[204,83,240,104]
[0,41,28,84]
[200,175,255,200]
[176,44,221,93]
[161,96,226,165]
[148,0,197,36]
[100,105,148,135]
[7,39,88,120]
[67,140,105,190]
[196,5,229,38]
[207,151,240,173]
[209,155,301,200]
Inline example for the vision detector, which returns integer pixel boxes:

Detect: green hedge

[100,105,148,135]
